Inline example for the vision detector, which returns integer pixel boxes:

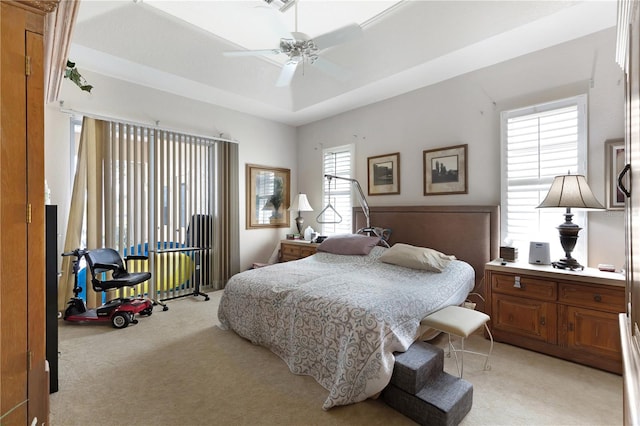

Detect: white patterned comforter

[217,246,474,409]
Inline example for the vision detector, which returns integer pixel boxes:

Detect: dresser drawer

[491,273,557,301]
[281,244,301,257]
[280,241,319,262]
[559,283,625,312]
[299,246,316,258]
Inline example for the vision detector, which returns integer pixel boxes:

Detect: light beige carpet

[50,290,622,425]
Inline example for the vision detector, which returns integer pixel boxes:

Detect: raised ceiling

[67,0,617,126]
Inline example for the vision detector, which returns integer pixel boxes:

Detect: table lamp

[536,174,604,270]
[292,193,313,235]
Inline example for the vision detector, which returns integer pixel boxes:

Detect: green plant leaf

[64,59,93,93]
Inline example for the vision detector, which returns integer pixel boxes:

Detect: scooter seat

[85,248,152,292]
[96,271,152,291]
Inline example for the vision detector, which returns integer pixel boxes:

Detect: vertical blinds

[101,122,219,300]
[502,95,587,259]
[61,117,239,311]
[322,146,353,235]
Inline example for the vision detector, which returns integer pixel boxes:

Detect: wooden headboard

[353,205,500,312]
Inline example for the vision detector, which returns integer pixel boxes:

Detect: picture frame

[246,164,291,229]
[367,152,400,195]
[604,138,625,210]
[423,144,468,196]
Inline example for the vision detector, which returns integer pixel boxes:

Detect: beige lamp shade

[537,175,604,210]
[293,193,313,212]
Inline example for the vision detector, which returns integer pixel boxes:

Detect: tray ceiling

[65,0,617,126]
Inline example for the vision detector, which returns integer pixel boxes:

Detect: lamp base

[552,257,584,271]
[295,214,304,235]
[553,208,584,271]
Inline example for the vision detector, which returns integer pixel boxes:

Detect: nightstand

[484,260,625,374]
[279,240,319,262]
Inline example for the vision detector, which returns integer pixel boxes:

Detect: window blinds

[322,146,353,235]
[61,117,239,312]
[501,95,587,259]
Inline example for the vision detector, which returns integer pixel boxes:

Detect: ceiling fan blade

[224,49,281,57]
[312,23,363,50]
[276,61,299,87]
[312,57,351,82]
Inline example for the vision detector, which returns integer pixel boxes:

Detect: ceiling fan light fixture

[226,1,362,87]
[279,38,295,52]
[263,0,296,13]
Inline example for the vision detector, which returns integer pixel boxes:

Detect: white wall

[45,71,298,270]
[46,28,625,272]
[296,28,625,269]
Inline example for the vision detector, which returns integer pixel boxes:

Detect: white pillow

[379,243,455,272]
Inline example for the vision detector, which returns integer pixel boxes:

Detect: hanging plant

[64,60,93,93]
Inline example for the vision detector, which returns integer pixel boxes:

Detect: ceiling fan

[223,1,363,87]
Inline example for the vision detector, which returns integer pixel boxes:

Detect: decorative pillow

[379,243,456,272]
[317,234,381,255]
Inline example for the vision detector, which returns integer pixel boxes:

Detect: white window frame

[320,144,355,235]
[500,94,588,261]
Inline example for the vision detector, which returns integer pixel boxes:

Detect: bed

[218,205,499,409]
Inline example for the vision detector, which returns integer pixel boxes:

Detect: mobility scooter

[62,248,154,329]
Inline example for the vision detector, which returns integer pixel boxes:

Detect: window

[321,144,354,235]
[500,94,588,260]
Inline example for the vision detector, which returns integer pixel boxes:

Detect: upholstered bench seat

[420,305,493,377]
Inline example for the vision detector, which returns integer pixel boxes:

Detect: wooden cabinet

[485,261,625,374]
[279,240,319,262]
[616,1,640,422]
[0,1,58,424]
[492,294,557,344]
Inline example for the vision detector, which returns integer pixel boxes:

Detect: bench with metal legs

[421,305,494,377]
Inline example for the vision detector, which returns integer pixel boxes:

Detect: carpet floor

[49,290,622,425]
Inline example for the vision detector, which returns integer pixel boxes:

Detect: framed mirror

[604,138,625,210]
[246,164,291,229]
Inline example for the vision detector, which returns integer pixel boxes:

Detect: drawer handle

[618,163,631,198]
[514,276,523,289]
[540,316,545,326]
[593,294,602,303]
[568,322,574,332]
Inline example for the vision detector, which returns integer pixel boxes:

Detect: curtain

[58,118,104,310]
[58,117,239,310]
[214,141,240,289]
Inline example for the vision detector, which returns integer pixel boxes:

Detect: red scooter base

[64,297,153,329]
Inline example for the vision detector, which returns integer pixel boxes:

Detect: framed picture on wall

[605,138,625,210]
[423,144,468,196]
[367,152,400,195]
[246,164,291,229]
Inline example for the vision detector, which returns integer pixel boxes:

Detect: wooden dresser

[485,260,625,374]
[279,240,319,262]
